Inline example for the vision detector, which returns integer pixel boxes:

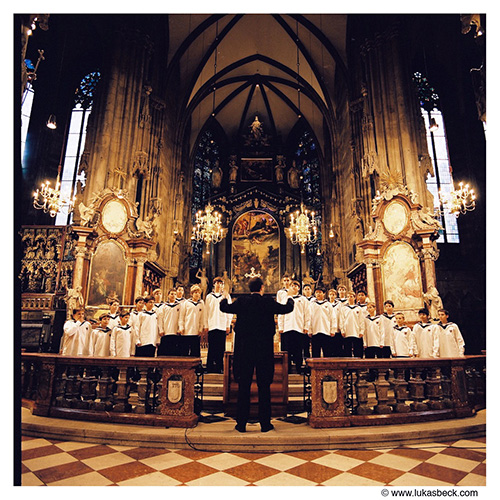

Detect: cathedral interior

[17,13,486,354]
[16,12,488,489]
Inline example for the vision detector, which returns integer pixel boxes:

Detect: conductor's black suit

[220,292,294,431]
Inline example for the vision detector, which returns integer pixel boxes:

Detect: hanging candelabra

[438,182,476,217]
[286,203,318,254]
[191,203,227,253]
[33,167,75,217]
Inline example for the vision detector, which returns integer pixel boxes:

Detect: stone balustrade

[21,353,203,428]
[21,354,485,430]
[306,356,485,428]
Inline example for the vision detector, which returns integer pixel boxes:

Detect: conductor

[220,276,294,432]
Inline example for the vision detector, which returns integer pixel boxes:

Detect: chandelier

[286,203,318,253]
[192,203,227,253]
[438,182,476,217]
[33,172,75,217]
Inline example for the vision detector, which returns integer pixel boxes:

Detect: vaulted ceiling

[165,14,349,156]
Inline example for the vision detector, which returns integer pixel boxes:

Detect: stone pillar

[71,227,94,294]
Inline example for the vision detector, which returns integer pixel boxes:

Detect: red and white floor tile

[20,435,486,486]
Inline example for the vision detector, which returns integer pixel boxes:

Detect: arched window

[413,72,459,243]
[55,71,101,225]
[293,128,323,279]
[190,128,220,271]
[21,81,35,165]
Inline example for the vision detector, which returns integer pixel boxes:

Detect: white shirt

[392,326,417,357]
[110,324,134,357]
[92,326,112,357]
[158,301,181,336]
[61,320,92,356]
[309,300,335,336]
[364,314,383,347]
[108,313,120,331]
[179,299,207,336]
[205,292,232,331]
[380,313,396,349]
[340,304,365,338]
[413,322,438,358]
[434,322,465,357]
[278,295,310,333]
[136,310,160,346]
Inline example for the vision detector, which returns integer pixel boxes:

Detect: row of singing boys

[61,279,232,373]
[275,276,465,373]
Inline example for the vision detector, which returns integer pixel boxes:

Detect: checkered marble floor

[19,434,485,486]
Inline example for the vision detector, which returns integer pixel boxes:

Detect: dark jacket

[220,294,294,380]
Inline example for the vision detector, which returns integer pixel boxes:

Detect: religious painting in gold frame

[231,210,280,294]
[381,241,424,321]
[87,239,127,306]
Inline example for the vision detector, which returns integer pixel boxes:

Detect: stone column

[70,227,94,294]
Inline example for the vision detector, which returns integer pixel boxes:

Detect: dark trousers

[178,336,200,357]
[343,336,364,358]
[331,331,344,357]
[364,346,383,358]
[311,333,333,357]
[135,344,156,357]
[281,330,303,370]
[206,329,226,373]
[379,346,392,358]
[235,358,273,428]
[157,335,179,356]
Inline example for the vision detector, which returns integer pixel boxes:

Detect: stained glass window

[293,129,323,279]
[413,72,459,243]
[190,129,220,270]
[55,71,100,225]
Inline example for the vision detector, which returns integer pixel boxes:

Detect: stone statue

[196,268,209,300]
[275,157,284,183]
[250,115,263,141]
[78,201,95,227]
[287,160,300,189]
[135,217,154,238]
[64,285,84,319]
[211,160,223,189]
[302,271,316,291]
[171,234,181,273]
[423,286,444,321]
[222,270,232,294]
[229,159,238,183]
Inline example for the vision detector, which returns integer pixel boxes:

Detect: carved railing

[21,353,202,428]
[306,356,485,428]
[21,354,485,430]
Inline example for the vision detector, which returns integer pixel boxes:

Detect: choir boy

[135,296,159,357]
[108,299,121,330]
[205,277,233,373]
[302,284,315,302]
[152,288,164,311]
[92,313,112,357]
[356,289,369,309]
[278,280,311,372]
[110,311,134,357]
[157,288,181,356]
[309,286,335,357]
[413,308,438,358]
[379,300,396,358]
[340,291,365,357]
[363,302,383,358]
[392,312,417,358]
[61,309,93,356]
[434,309,465,357]
[178,284,207,357]
[175,285,186,304]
